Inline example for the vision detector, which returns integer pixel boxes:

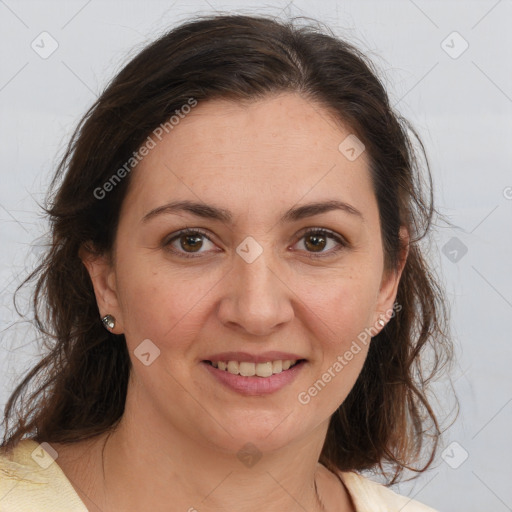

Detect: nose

[216,248,295,336]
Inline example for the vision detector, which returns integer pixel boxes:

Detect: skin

[53,92,408,512]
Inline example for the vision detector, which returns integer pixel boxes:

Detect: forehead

[148,93,358,163]
[123,93,375,221]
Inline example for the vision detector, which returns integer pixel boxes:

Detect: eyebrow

[141,199,364,225]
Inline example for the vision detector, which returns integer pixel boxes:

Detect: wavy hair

[1,13,454,484]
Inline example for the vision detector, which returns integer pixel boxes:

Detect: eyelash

[162,227,348,260]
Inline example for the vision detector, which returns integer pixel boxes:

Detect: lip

[202,351,305,364]
[201,359,306,395]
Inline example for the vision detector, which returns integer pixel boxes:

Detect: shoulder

[336,470,439,512]
[0,439,87,512]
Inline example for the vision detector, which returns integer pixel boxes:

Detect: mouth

[201,358,307,395]
[202,359,306,378]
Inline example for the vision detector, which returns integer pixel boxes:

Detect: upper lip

[202,351,306,364]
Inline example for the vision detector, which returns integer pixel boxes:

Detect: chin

[199,411,308,456]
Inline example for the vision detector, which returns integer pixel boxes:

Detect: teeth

[239,362,255,377]
[272,360,282,373]
[209,359,299,377]
[227,361,239,374]
[256,362,273,378]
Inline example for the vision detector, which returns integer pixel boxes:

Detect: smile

[205,359,302,377]
[201,359,306,395]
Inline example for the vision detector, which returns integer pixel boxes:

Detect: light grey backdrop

[1,1,511,510]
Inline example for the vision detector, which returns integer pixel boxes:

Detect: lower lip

[201,360,306,395]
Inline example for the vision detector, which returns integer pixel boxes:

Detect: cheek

[297,266,378,392]
[296,277,375,414]
[115,259,218,352]
[300,265,380,338]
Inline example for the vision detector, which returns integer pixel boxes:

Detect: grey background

[1,1,511,510]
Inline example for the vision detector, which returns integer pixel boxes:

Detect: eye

[162,228,219,258]
[292,228,347,258]
[162,227,348,260]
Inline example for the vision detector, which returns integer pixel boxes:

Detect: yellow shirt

[0,439,438,511]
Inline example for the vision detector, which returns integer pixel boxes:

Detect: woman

[0,13,452,511]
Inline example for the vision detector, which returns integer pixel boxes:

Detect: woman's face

[87,93,404,454]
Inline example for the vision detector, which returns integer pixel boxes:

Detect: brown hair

[1,13,453,484]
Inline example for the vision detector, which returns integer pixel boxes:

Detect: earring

[377,318,385,327]
[102,314,116,330]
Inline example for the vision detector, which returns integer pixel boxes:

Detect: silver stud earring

[377,318,385,327]
[102,314,116,330]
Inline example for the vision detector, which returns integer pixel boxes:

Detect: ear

[79,243,124,334]
[372,226,409,329]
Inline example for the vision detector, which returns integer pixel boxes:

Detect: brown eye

[294,228,347,258]
[163,228,217,258]
[179,233,204,252]
[304,232,327,252]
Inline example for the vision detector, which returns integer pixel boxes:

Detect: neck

[97,383,330,512]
